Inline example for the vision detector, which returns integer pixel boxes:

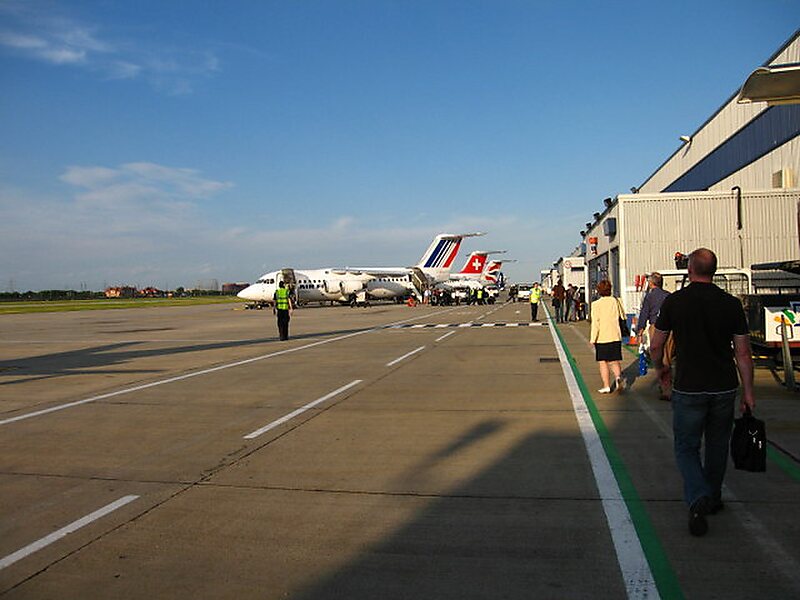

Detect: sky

[1,0,798,291]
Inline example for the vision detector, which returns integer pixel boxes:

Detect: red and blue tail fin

[417,235,462,269]
[416,232,485,281]
[483,260,503,283]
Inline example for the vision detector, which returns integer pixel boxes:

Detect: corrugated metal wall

[622,192,736,277]
[617,189,800,309]
[740,190,800,263]
[775,35,800,63]
[622,190,800,273]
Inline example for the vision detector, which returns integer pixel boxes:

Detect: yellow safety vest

[530,288,542,303]
[275,287,290,310]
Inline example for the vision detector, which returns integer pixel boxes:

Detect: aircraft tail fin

[457,252,489,275]
[483,260,503,283]
[416,232,484,270]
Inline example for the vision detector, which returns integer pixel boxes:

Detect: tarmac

[0,298,798,599]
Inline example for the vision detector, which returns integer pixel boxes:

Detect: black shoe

[709,500,724,515]
[689,496,711,536]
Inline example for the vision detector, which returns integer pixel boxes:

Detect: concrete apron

[1,300,798,598]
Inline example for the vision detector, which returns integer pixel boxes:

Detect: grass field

[0,296,245,315]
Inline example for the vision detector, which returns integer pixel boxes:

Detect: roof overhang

[751,260,800,275]
[737,63,800,105]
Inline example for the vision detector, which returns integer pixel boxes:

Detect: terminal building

[546,255,585,293]
[575,29,800,315]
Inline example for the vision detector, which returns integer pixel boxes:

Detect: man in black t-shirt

[651,248,755,537]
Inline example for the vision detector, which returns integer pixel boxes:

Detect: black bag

[616,299,630,337]
[619,317,630,337]
[731,408,766,472]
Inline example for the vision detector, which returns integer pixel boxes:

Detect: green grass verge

[0,296,245,315]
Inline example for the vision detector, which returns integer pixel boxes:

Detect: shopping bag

[730,408,766,472]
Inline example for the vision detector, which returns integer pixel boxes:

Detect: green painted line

[548,311,685,600]
[767,446,800,482]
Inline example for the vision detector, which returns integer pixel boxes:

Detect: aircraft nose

[237,286,256,300]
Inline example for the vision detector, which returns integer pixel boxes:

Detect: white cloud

[0,5,219,94]
[0,31,47,49]
[119,162,232,197]
[0,160,574,290]
[56,26,109,53]
[39,46,86,64]
[108,61,142,80]
[59,165,119,188]
[0,162,239,289]
[51,164,235,240]
[60,163,233,200]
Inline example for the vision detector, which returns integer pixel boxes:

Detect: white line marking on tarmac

[0,308,459,427]
[244,380,362,439]
[545,315,658,598]
[435,331,455,342]
[0,495,139,571]
[386,346,425,367]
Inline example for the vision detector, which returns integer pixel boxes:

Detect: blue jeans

[553,299,563,322]
[672,389,736,507]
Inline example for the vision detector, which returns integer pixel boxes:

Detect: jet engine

[338,280,366,296]
[323,279,365,297]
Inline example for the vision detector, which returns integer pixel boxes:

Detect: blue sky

[1,0,798,290]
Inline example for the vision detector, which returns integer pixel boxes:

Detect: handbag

[731,408,766,472]
[616,299,630,337]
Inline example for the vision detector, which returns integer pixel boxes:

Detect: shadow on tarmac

[291,426,628,599]
[289,315,800,599]
[0,327,375,386]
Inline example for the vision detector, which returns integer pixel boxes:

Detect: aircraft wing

[336,267,411,277]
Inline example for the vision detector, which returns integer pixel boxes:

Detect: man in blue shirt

[638,272,672,400]
[637,272,670,341]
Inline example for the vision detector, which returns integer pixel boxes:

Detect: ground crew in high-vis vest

[273,280,294,341]
[530,282,542,321]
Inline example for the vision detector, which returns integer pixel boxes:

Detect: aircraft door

[410,268,427,300]
[280,268,297,300]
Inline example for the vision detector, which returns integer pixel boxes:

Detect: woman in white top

[589,279,626,393]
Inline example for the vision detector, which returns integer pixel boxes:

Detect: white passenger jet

[237,232,484,307]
